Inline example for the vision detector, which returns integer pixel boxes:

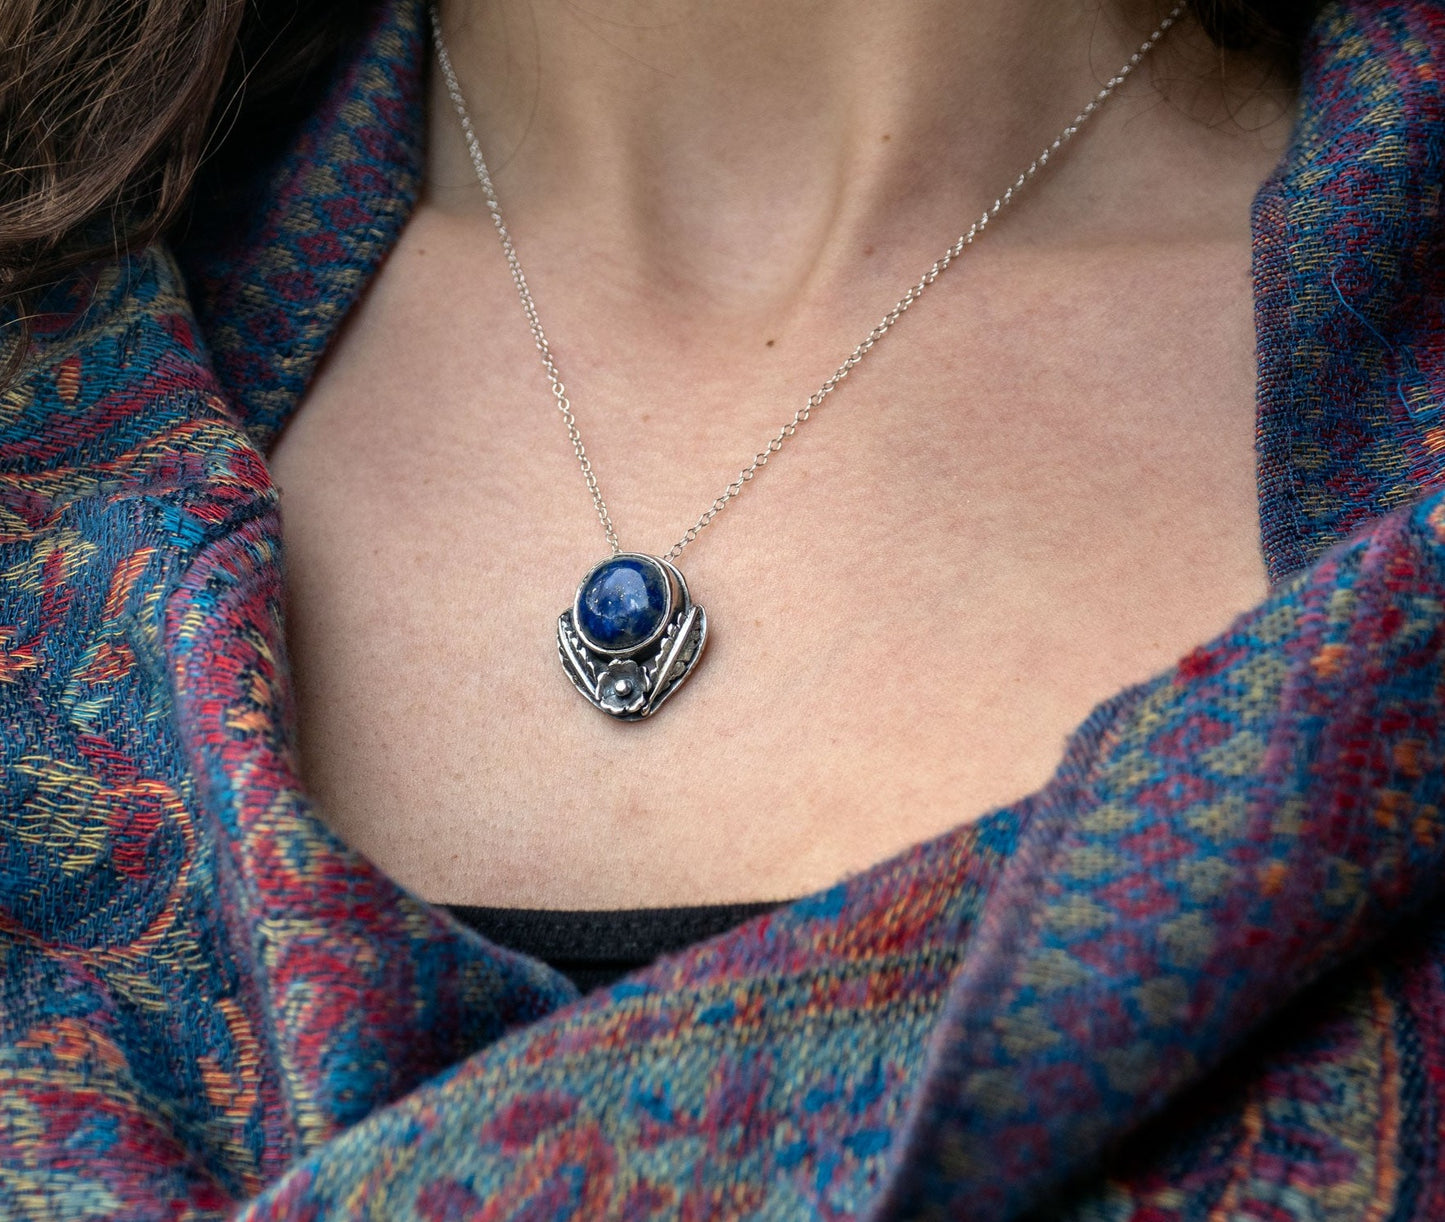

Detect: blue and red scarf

[3,1,1445,1217]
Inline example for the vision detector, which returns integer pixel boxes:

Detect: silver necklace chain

[431,3,1188,562]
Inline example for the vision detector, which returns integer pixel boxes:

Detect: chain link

[431,3,1188,561]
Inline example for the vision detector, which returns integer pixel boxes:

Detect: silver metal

[558,556,707,720]
[432,2,1187,561]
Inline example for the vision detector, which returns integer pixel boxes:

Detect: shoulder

[0,245,265,513]
[0,244,275,694]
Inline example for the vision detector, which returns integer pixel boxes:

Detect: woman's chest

[267,224,1272,907]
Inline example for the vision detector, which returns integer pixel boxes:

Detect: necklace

[431,3,1187,720]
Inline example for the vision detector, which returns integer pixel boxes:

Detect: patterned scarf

[2,0,1444,1217]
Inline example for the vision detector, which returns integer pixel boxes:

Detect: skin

[268,0,1298,907]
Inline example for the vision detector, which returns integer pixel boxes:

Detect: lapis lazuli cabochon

[576,555,671,652]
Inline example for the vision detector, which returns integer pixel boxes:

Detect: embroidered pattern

[2,0,1445,1218]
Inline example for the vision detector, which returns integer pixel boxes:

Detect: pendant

[557,552,708,720]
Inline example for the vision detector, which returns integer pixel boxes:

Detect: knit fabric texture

[3,0,1445,1217]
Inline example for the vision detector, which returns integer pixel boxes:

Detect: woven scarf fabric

[3,0,1445,1217]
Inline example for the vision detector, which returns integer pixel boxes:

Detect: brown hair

[0,0,1325,376]
[1195,0,1327,55]
[0,0,366,377]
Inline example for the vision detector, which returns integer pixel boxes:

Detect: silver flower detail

[597,660,647,716]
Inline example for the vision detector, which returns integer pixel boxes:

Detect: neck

[427,0,1296,320]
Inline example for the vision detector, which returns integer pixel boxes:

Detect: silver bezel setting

[558,555,707,720]
[571,551,676,657]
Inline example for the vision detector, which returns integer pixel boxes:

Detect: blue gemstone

[576,556,671,652]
